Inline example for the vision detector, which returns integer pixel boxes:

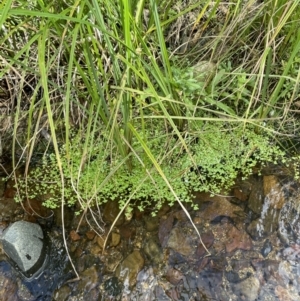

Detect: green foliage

[15,123,286,215]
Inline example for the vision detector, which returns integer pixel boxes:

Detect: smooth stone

[1,221,44,273]
[111,232,121,247]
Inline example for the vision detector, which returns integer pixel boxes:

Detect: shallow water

[1,171,300,300]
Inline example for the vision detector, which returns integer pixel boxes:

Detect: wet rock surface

[1,169,300,300]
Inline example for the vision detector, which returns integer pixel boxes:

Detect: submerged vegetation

[1,0,300,220]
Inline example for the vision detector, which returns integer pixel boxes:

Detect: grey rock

[261,239,273,257]
[1,221,44,273]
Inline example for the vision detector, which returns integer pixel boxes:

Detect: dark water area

[1,167,300,300]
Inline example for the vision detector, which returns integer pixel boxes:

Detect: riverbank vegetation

[1,0,300,220]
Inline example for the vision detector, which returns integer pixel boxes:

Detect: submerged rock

[115,250,144,287]
[167,226,195,257]
[261,239,273,257]
[1,221,45,276]
[232,276,260,301]
[0,261,18,301]
[263,175,285,209]
[248,176,264,215]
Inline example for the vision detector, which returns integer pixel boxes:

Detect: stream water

[1,168,300,300]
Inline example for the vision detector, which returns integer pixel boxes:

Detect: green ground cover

[1,0,300,219]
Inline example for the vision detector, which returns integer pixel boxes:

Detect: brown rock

[263,175,285,209]
[96,230,121,249]
[119,224,136,240]
[78,266,98,292]
[53,285,71,301]
[196,195,244,221]
[233,187,248,202]
[166,287,180,300]
[115,250,144,286]
[193,216,202,224]
[96,234,106,249]
[143,237,162,264]
[196,231,214,257]
[144,215,160,232]
[173,210,189,221]
[275,285,298,301]
[86,230,96,240]
[165,268,184,285]
[90,244,101,255]
[156,203,171,217]
[0,273,18,301]
[225,225,252,253]
[74,247,83,258]
[167,227,194,257]
[0,197,19,218]
[100,250,123,272]
[248,176,264,214]
[111,232,121,247]
[23,198,52,218]
[3,187,16,198]
[197,256,210,271]
[103,201,125,226]
[158,214,174,248]
[3,178,17,198]
[70,230,81,241]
